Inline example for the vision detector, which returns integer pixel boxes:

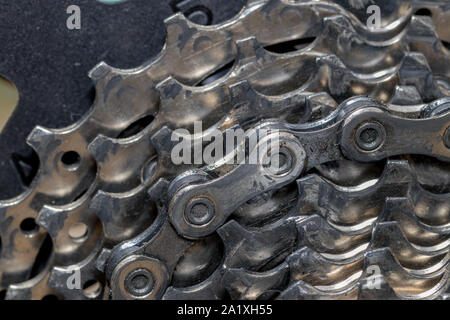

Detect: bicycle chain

[1,0,450,300]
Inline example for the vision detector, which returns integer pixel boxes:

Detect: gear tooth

[88,61,113,82]
[235,36,259,61]
[278,280,323,299]
[163,269,224,300]
[217,220,249,252]
[156,77,185,103]
[26,126,55,153]
[358,270,398,300]
[399,52,433,81]
[304,92,337,118]
[5,271,54,300]
[223,263,289,300]
[317,54,353,97]
[305,92,336,108]
[316,54,345,69]
[398,52,444,101]
[91,187,155,245]
[89,190,113,222]
[389,85,423,105]
[401,52,431,72]
[87,134,117,164]
[297,212,372,254]
[323,14,354,33]
[364,247,396,269]
[164,12,190,28]
[36,205,63,237]
[286,246,360,285]
[383,160,412,182]
[95,248,112,273]
[89,190,120,238]
[217,220,246,243]
[363,246,450,299]
[370,221,438,262]
[148,178,169,203]
[164,13,193,46]
[150,126,175,153]
[48,248,103,300]
[229,80,252,109]
[90,190,112,223]
[378,197,402,223]
[409,15,436,38]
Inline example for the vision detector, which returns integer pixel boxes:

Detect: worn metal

[0,0,450,300]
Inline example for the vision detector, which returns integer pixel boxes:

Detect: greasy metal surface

[0,0,450,300]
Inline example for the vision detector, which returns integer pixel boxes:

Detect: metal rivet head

[184,198,215,226]
[355,122,385,151]
[264,147,293,176]
[125,268,155,297]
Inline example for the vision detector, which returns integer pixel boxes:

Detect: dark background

[0,0,246,199]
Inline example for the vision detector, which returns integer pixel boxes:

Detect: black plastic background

[0,0,245,199]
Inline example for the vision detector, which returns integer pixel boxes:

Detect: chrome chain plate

[1,0,450,300]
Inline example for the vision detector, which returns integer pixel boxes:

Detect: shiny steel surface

[1,0,450,300]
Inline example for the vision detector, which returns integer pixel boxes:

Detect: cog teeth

[316,55,351,96]
[380,197,450,248]
[87,134,115,164]
[26,125,54,152]
[400,52,432,74]
[228,80,258,119]
[230,80,328,126]
[323,14,355,33]
[362,247,449,299]
[90,186,156,245]
[229,80,252,104]
[6,271,59,300]
[164,13,195,48]
[150,126,175,154]
[286,247,363,287]
[358,267,400,300]
[407,183,450,226]
[156,77,184,102]
[409,15,437,38]
[390,85,423,105]
[88,61,113,82]
[278,278,360,300]
[370,221,449,269]
[317,54,347,72]
[222,263,289,300]
[218,219,297,270]
[297,215,371,255]
[305,92,336,108]
[48,246,104,300]
[147,178,169,203]
[35,206,62,238]
[235,36,259,61]
[95,248,112,273]
[88,131,156,192]
[163,269,225,300]
[399,52,444,101]
[4,0,450,301]
[296,160,412,226]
